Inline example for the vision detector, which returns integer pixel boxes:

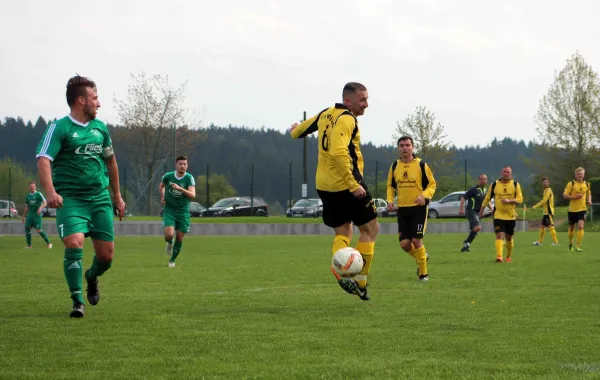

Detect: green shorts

[25,214,43,230]
[56,191,114,242]
[162,208,190,233]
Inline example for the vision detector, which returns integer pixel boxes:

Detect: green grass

[1,232,600,379]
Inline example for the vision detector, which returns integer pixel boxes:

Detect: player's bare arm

[105,154,125,220]
[170,183,196,199]
[159,182,166,205]
[37,157,63,208]
[459,197,465,215]
[38,200,47,215]
[22,205,28,223]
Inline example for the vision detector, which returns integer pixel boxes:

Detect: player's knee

[95,244,114,261]
[473,226,481,232]
[35,229,42,234]
[62,234,84,249]
[399,239,412,251]
[411,238,423,249]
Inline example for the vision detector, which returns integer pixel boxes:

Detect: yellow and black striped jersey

[564,180,590,212]
[291,104,364,192]
[532,188,555,216]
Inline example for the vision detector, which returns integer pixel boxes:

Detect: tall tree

[195,174,237,207]
[394,106,455,174]
[0,157,35,213]
[535,52,600,172]
[113,73,202,215]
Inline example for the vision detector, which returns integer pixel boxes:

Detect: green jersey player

[36,75,125,318]
[159,156,196,267]
[22,181,52,249]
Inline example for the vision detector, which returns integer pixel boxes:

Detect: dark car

[159,201,206,217]
[202,197,268,217]
[286,198,323,218]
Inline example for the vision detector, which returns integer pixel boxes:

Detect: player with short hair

[459,174,491,252]
[290,82,378,301]
[480,166,523,263]
[532,177,559,246]
[386,136,436,281]
[159,155,196,267]
[22,181,52,249]
[563,167,591,252]
[36,75,125,318]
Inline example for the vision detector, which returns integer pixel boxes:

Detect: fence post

[8,167,11,219]
[206,163,210,207]
[375,161,378,199]
[289,161,292,212]
[250,163,254,215]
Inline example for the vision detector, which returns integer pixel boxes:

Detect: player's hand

[576,194,584,199]
[415,195,426,206]
[290,122,300,133]
[479,209,485,218]
[352,186,366,198]
[37,208,42,215]
[501,198,511,204]
[170,183,182,191]
[114,195,126,221]
[387,202,396,211]
[46,191,63,208]
[587,199,592,205]
[21,216,24,224]
[458,209,464,215]
[160,198,166,205]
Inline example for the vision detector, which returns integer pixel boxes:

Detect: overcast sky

[2,0,599,148]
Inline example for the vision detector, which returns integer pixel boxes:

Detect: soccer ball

[332,247,364,277]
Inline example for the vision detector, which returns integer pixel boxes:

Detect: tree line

[2,51,600,215]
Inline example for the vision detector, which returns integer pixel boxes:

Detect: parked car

[0,200,19,218]
[373,198,390,217]
[159,201,206,217]
[427,191,494,219]
[41,206,57,217]
[202,197,268,217]
[286,198,323,218]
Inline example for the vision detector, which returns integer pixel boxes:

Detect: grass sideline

[1,232,600,379]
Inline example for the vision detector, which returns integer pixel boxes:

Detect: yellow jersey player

[563,167,591,252]
[532,177,559,246]
[290,82,378,301]
[480,166,523,263]
[386,136,436,281]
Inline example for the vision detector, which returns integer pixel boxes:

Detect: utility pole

[302,111,308,199]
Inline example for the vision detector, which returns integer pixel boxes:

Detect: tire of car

[428,210,439,219]
[256,210,266,217]
[223,212,233,217]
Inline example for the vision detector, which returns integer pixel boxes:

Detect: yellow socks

[354,241,374,288]
[495,239,503,259]
[576,229,584,247]
[506,239,514,258]
[331,235,350,255]
[407,243,417,259]
[549,227,558,244]
[568,229,574,245]
[414,246,427,276]
[539,228,545,243]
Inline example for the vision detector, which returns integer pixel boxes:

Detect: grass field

[1,232,599,379]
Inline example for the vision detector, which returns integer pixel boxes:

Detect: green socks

[25,229,32,247]
[87,255,112,280]
[39,231,50,244]
[170,241,183,262]
[64,248,84,304]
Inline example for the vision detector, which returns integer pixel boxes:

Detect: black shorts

[317,189,377,228]
[568,211,586,225]
[466,209,481,230]
[541,214,554,227]
[493,219,516,235]
[396,205,428,240]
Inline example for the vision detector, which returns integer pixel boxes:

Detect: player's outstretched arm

[173,185,195,199]
[290,112,321,139]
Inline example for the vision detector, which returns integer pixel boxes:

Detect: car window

[0,201,7,208]
[444,194,462,202]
